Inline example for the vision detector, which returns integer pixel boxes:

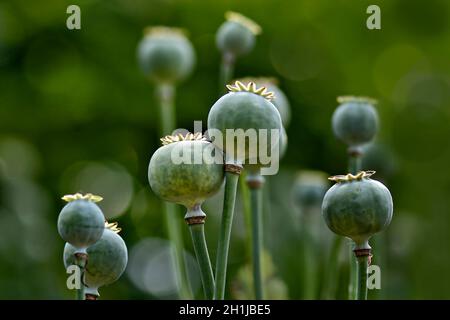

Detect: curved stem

[189,223,215,299]
[356,255,369,300]
[249,182,264,300]
[348,152,362,300]
[219,52,235,94]
[214,170,240,299]
[74,253,87,300]
[155,84,191,300]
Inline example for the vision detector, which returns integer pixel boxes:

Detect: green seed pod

[322,171,393,249]
[58,193,105,253]
[208,81,282,166]
[137,26,195,84]
[148,133,224,218]
[332,96,378,147]
[216,11,261,57]
[64,222,128,297]
[237,77,291,127]
[292,170,328,211]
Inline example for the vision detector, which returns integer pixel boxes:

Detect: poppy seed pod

[237,77,291,127]
[64,222,128,297]
[322,171,393,249]
[332,96,379,148]
[216,11,261,57]
[58,193,105,253]
[148,133,224,219]
[292,171,328,211]
[137,26,195,84]
[208,81,282,166]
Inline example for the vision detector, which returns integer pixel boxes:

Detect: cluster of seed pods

[139,11,285,301]
[323,97,394,300]
[55,10,394,302]
[138,10,395,301]
[57,193,128,300]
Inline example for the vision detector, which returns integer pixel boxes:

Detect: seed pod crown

[226,81,274,101]
[160,132,207,145]
[328,170,375,183]
[225,11,262,35]
[337,96,378,105]
[61,193,103,203]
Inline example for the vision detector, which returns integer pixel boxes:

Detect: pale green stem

[219,52,235,94]
[356,254,369,300]
[156,83,191,299]
[249,180,264,300]
[189,222,215,299]
[214,170,240,300]
[348,151,362,300]
[74,253,87,301]
[240,174,253,262]
[301,215,318,299]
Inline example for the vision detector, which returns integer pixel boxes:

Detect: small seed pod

[58,193,105,253]
[332,96,378,148]
[64,222,128,297]
[208,81,282,166]
[322,171,393,249]
[148,133,224,219]
[216,11,261,57]
[292,170,328,212]
[237,77,291,127]
[137,26,195,84]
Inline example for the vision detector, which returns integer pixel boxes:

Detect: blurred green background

[1,0,450,299]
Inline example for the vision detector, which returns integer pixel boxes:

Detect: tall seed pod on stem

[332,96,379,299]
[58,193,105,300]
[216,12,261,91]
[322,171,393,300]
[137,26,196,299]
[64,222,128,300]
[332,96,378,174]
[208,81,282,299]
[148,133,224,299]
[234,78,289,299]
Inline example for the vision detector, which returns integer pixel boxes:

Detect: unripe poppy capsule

[292,171,328,211]
[322,171,393,249]
[216,12,261,57]
[137,26,195,84]
[58,193,105,254]
[64,222,128,297]
[332,96,378,148]
[148,133,224,218]
[208,81,282,166]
